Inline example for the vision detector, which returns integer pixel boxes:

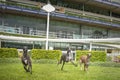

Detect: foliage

[0,48,18,58]
[76,50,106,62]
[18,51,23,58]
[117,55,120,59]
[91,51,106,62]
[106,56,112,62]
[31,49,62,60]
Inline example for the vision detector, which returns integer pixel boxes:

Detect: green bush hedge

[76,50,106,62]
[31,49,62,60]
[0,48,18,58]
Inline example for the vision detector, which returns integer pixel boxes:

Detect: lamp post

[42,1,55,50]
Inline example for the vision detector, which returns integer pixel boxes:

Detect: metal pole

[46,12,50,50]
[33,41,35,49]
[89,42,92,51]
[0,39,1,48]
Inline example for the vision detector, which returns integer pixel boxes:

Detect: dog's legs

[70,60,77,67]
[85,63,89,71]
[61,61,65,70]
[28,64,32,74]
[27,60,32,74]
[24,65,28,72]
[84,63,88,71]
[79,60,82,70]
[57,59,62,66]
[30,65,32,74]
[84,64,86,71]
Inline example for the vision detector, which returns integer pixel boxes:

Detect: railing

[53,12,120,28]
[0,1,40,11]
[95,0,120,7]
[1,27,120,39]
[65,9,120,26]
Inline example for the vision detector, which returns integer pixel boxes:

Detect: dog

[21,46,32,74]
[79,53,91,71]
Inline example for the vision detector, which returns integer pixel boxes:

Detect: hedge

[0,48,18,58]
[76,50,106,62]
[31,49,62,60]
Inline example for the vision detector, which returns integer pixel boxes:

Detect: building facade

[0,0,120,50]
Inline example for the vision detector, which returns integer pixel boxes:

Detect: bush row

[0,48,18,58]
[76,50,106,62]
[0,48,106,62]
[31,49,62,60]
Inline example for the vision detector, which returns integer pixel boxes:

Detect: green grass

[0,59,120,80]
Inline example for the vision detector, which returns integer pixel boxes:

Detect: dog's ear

[88,53,91,57]
[23,46,28,51]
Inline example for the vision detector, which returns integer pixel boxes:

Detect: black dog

[21,46,32,74]
[58,54,77,70]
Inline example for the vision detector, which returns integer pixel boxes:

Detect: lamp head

[42,1,55,12]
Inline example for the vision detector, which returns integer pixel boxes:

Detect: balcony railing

[0,1,120,28]
[95,0,120,7]
[65,9,120,25]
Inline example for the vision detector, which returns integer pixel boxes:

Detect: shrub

[91,51,106,62]
[31,49,62,60]
[0,48,18,58]
[106,56,112,62]
[76,50,106,62]
[18,51,23,58]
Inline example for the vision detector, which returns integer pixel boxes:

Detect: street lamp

[42,1,55,50]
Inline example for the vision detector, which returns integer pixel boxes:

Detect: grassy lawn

[0,58,120,80]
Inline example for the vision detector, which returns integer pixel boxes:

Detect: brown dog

[79,53,91,71]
